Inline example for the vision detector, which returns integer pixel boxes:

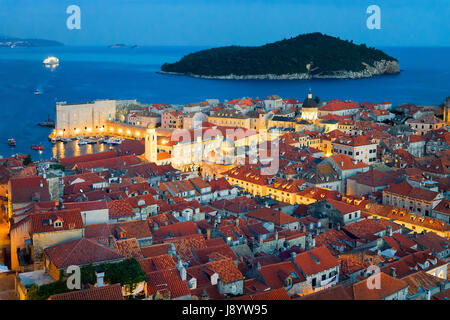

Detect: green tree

[23,154,32,166]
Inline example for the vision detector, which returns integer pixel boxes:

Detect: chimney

[290,251,297,260]
[390,267,397,278]
[386,225,393,237]
[337,223,341,231]
[108,235,115,248]
[256,261,262,271]
[96,270,105,287]
[206,228,211,240]
[439,281,446,293]
[40,181,44,188]
[235,219,239,227]
[178,260,187,281]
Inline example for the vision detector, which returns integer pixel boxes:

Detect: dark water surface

[0,46,448,160]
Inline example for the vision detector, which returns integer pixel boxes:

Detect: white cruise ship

[43,56,59,65]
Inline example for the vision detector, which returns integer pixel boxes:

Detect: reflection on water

[51,140,115,159]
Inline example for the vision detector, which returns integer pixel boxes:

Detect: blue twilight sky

[0,0,449,47]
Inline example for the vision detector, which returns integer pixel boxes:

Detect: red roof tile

[50,284,124,300]
[294,246,340,276]
[44,238,123,268]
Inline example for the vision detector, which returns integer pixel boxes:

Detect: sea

[0,46,449,160]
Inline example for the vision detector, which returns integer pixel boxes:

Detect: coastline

[159,60,400,80]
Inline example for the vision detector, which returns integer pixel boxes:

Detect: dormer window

[54,221,63,228]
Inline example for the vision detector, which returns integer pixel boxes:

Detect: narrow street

[0,273,16,300]
[0,216,11,266]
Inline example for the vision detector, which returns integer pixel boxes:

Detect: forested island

[160,33,400,80]
[0,37,63,48]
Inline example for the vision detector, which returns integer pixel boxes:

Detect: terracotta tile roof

[44,238,123,269]
[267,178,306,194]
[31,209,84,234]
[314,229,355,255]
[352,272,408,300]
[210,196,260,213]
[259,261,305,289]
[116,139,145,156]
[333,135,376,147]
[138,254,177,274]
[209,177,233,192]
[327,199,360,214]
[380,250,446,278]
[433,199,450,215]
[297,284,353,300]
[235,287,291,300]
[165,234,207,262]
[74,155,140,172]
[141,243,171,258]
[63,172,106,186]
[329,154,368,171]
[364,204,449,232]
[413,232,450,253]
[225,165,274,186]
[106,199,135,219]
[109,220,152,240]
[60,151,117,169]
[348,169,399,187]
[386,181,441,202]
[153,221,199,240]
[114,238,143,259]
[146,268,191,299]
[402,271,445,296]
[320,100,359,112]
[294,246,340,276]
[297,187,342,201]
[50,284,124,300]
[84,222,112,244]
[207,257,244,284]
[9,176,51,203]
[342,218,401,242]
[339,254,366,275]
[63,201,108,212]
[193,244,238,264]
[246,208,298,226]
[391,233,417,248]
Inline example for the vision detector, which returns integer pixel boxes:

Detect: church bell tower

[145,128,157,163]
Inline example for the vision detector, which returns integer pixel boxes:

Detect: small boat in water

[8,138,16,146]
[78,139,88,146]
[106,137,124,145]
[31,144,44,151]
[34,89,41,95]
[86,139,97,145]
